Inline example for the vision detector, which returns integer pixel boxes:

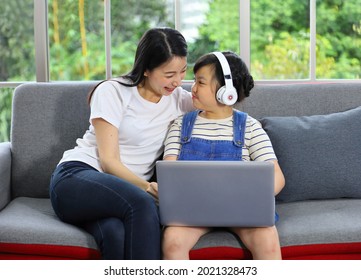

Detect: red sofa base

[190,243,361,260]
[2,242,361,260]
[0,243,101,260]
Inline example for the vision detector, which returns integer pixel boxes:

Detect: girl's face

[144,56,187,97]
[191,65,220,111]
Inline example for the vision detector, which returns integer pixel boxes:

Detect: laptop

[156,160,275,227]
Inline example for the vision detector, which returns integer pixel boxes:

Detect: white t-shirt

[163,113,277,162]
[59,79,193,180]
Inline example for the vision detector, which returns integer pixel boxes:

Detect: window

[250,1,310,80]
[0,0,35,82]
[316,0,361,79]
[48,0,105,80]
[110,0,174,77]
[0,88,12,142]
[1,0,359,83]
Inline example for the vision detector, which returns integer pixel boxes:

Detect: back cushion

[238,83,361,118]
[261,106,361,203]
[10,82,361,199]
[11,82,97,198]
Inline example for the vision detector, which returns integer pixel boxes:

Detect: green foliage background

[0,0,360,141]
[190,0,360,79]
[0,89,12,142]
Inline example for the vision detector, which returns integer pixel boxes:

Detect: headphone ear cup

[216,86,237,105]
[216,86,226,103]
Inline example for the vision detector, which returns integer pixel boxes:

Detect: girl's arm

[163,155,178,161]
[272,160,285,195]
[92,118,151,191]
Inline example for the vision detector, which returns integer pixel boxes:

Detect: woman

[49,27,193,259]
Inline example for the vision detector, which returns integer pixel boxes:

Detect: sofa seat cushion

[0,197,100,259]
[277,198,361,259]
[190,199,361,260]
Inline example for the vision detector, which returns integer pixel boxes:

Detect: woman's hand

[146,182,158,200]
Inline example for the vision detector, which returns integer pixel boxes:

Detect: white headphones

[212,52,237,105]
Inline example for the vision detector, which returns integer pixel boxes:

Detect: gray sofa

[0,81,361,260]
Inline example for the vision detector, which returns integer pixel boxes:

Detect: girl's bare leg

[231,226,282,260]
[162,226,210,260]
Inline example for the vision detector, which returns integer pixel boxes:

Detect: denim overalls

[178,110,247,161]
[177,109,279,223]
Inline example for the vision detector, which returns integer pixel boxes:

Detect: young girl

[158,51,285,260]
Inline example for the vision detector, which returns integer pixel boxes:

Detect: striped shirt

[163,113,277,162]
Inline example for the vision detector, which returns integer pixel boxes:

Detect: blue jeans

[49,161,161,260]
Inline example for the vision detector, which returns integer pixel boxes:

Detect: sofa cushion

[276,199,361,246]
[239,83,361,119]
[190,199,361,260]
[11,82,96,198]
[0,142,11,210]
[0,197,100,259]
[260,106,361,202]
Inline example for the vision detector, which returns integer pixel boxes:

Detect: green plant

[0,89,12,142]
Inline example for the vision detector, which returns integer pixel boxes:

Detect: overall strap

[233,110,248,147]
[180,110,199,144]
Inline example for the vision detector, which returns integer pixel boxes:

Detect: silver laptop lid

[156,160,275,227]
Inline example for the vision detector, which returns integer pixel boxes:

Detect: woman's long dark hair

[88,27,187,103]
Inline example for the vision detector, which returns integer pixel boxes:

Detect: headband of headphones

[212,52,234,92]
[212,52,237,105]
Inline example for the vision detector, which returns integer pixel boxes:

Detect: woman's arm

[147,125,180,198]
[147,156,178,198]
[272,160,285,195]
[92,118,150,191]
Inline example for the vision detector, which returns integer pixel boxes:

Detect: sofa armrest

[0,142,11,210]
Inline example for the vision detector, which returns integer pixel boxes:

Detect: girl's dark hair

[88,27,187,103]
[193,51,254,103]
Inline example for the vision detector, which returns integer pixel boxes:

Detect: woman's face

[144,56,187,96]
